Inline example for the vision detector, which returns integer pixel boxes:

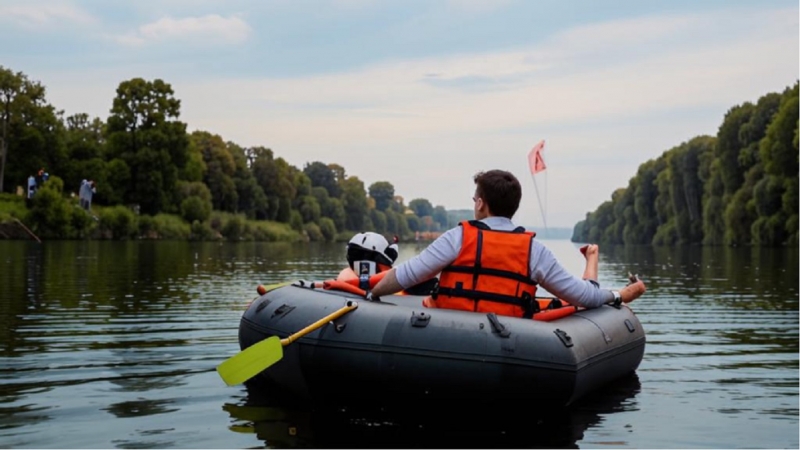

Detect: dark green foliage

[303,222,324,241]
[317,217,337,242]
[303,161,341,198]
[368,181,395,211]
[575,82,798,247]
[221,214,247,240]
[341,176,367,230]
[432,206,449,230]
[298,195,321,223]
[289,210,303,232]
[98,205,137,240]
[28,176,74,238]
[369,209,387,233]
[181,196,212,223]
[409,198,433,217]
[106,78,189,215]
[190,220,218,241]
[405,215,422,232]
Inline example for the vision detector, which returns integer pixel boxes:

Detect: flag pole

[544,170,548,233]
[530,173,548,233]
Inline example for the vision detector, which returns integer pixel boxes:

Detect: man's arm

[580,244,599,282]
[371,268,404,298]
[371,227,461,298]
[534,242,647,308]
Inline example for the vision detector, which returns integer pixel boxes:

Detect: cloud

[37,5,798,226]
[116,14,252,46]
[0,3,95,28]
[446,0,514,14]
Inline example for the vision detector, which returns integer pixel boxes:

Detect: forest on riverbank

[0,65,453,242]
[572,82,798,247]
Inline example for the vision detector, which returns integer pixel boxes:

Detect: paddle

[256,281,293,296]
[217,300,359,386]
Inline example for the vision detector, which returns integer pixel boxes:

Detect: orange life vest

[430,220,539,318]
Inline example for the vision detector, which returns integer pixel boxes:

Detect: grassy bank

[0,192,307,242]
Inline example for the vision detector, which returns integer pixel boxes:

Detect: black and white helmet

[346,232,398,269]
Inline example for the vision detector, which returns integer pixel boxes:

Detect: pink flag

[528,140,546,175]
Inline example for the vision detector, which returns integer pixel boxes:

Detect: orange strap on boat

[532,298,578,321]
[533,306,578,321]
[322,279,367,297]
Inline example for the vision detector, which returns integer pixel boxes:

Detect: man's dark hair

[473,170,522,218]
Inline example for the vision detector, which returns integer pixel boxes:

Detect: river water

[0,239,797,448]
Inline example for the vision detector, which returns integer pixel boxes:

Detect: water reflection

[224,374,642,449]
[0,240,796,449]
[104,399,179,418]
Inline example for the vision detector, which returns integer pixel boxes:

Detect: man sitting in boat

[369,169,647,318]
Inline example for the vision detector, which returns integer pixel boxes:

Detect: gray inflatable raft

[238,282,646,407]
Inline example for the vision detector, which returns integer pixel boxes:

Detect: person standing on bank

[369,169,646,316]
[79,179,96,211]
[27,174,37,200]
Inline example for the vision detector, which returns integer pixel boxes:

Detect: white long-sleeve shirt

[395,216,614,309]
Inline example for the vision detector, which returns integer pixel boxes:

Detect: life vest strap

[465,220,528,234]
[434,284,539,318]
[442,265,536,285]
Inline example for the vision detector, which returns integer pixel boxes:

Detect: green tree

[62,113,107,197]
[0,66,65,194]
[251,148,296,221]
[409,198,433,217]
[228,142,267,219]
[368,181,395,211]
[432,205,448,230]
[106,78,189,215]
[716,103,753,196]
[303,161,341,198]
[191,131,237,212]
[341,176,367,230]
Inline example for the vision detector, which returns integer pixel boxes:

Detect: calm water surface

[0,239,797,448]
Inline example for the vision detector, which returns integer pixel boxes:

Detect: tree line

[572,82,799,247]
[0,66,452,241]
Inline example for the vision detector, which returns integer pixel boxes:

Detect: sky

[1,0,797,228]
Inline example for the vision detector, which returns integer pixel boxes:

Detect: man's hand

[620,278,646,303]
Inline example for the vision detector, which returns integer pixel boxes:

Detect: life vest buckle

[521,292,538,319]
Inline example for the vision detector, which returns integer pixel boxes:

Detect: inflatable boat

[234,278,646,407]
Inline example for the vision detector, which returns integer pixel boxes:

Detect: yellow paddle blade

[217,336,283,386]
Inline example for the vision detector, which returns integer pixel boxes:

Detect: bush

[138,215,156,238]
[0,193,28,222]
[152,214,191,239]
[70,205,97,238]
[190,220,219,241]
[28,176,75,238]
[249,220,301,242]
[289,210,303,231]
[222,214,247,240]
[304,222,324,241]
[98,205,137,239]
[317,217,337,242]
[181,196,211,223]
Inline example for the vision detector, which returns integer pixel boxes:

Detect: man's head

[473,170,522,219]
